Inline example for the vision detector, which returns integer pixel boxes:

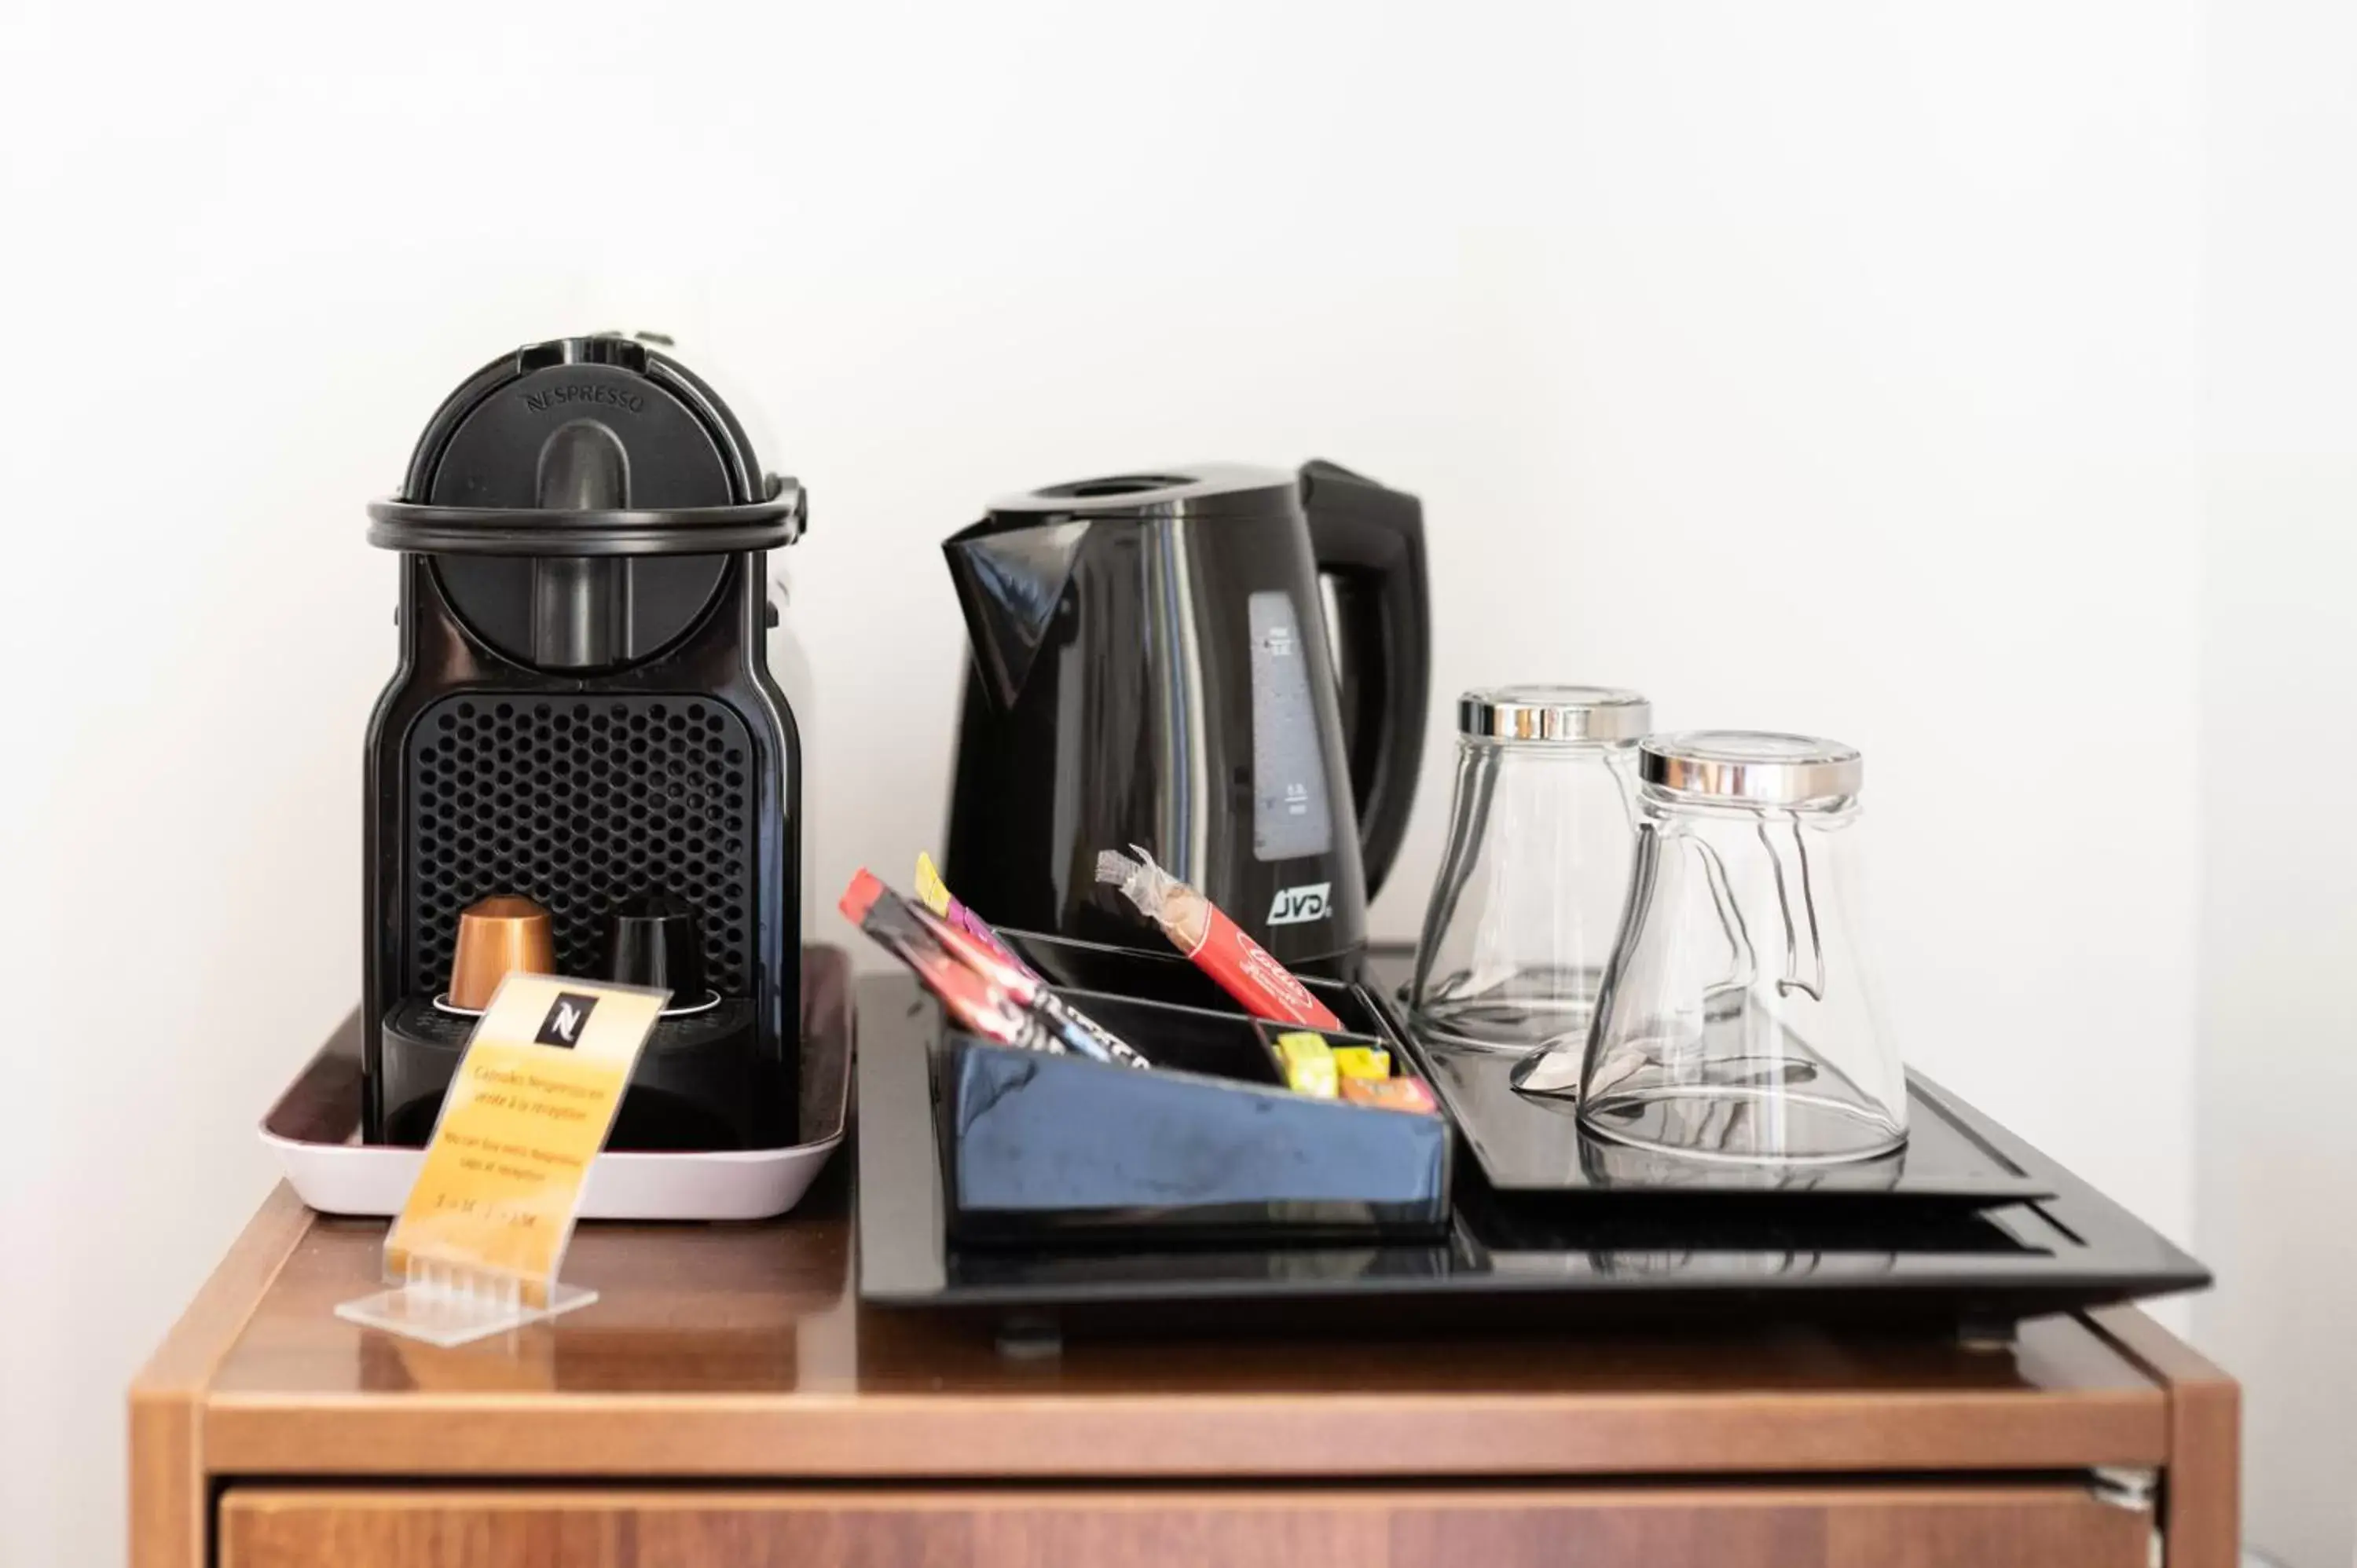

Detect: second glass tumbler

[1409,686,1650,1061]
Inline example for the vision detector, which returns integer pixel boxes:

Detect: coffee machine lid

[984,464,1303,524]
[366,335,805,558]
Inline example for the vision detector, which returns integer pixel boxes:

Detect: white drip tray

[261,947,853,1222]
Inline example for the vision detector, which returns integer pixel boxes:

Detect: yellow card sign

[383,973,665,1304]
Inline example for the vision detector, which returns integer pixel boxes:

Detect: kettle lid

[985,463,1301,523]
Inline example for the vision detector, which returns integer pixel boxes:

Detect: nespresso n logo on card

[534,991,600,1048]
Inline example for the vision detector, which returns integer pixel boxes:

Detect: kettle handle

[1300,460,1430,902]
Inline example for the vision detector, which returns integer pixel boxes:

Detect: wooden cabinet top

[133,1163,2241,1568]
[134,1161,2228,1486]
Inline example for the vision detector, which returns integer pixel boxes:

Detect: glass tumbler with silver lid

[1577,730,1908,1164]
[1408,686,1650,1061]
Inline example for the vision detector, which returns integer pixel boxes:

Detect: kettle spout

[942,518,1091,709]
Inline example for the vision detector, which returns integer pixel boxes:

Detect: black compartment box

[930,934,1451,1246]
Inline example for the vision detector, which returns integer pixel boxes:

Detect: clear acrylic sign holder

[337,1255,601,1349]
[336,973,668,1347]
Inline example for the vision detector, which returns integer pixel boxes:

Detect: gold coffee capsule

[448,895,556,1010]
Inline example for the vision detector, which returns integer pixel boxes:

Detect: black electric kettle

[941,461,1428,973]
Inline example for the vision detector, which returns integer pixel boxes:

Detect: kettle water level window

[1248,589,1335,863]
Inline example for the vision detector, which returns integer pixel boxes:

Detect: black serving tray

[857,962,2210,1335]
[928,934,1450,1246]
[1397,1029,2055,1203]
[1019,934,2047,1205]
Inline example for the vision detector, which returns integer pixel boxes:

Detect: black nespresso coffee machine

[362,335,805,1149]
[942,462,1428,974]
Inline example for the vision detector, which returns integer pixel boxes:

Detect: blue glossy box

[928,933,1453,1247]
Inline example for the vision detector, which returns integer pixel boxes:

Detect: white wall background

[2202,0,2357,1561]
[2,1,2311,1563]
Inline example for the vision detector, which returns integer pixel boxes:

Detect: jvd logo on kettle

[1267,882,1332,926]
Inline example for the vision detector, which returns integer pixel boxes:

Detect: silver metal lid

[1457,685,1651,743]
[1641,730,1863,805]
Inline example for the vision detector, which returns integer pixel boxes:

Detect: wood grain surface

[189,1173,2172,1480]
[133,973,2246,1568]
[127,1185,312,1568]
[2089,1305,2242,1568]
[218,1483,2154,1568]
